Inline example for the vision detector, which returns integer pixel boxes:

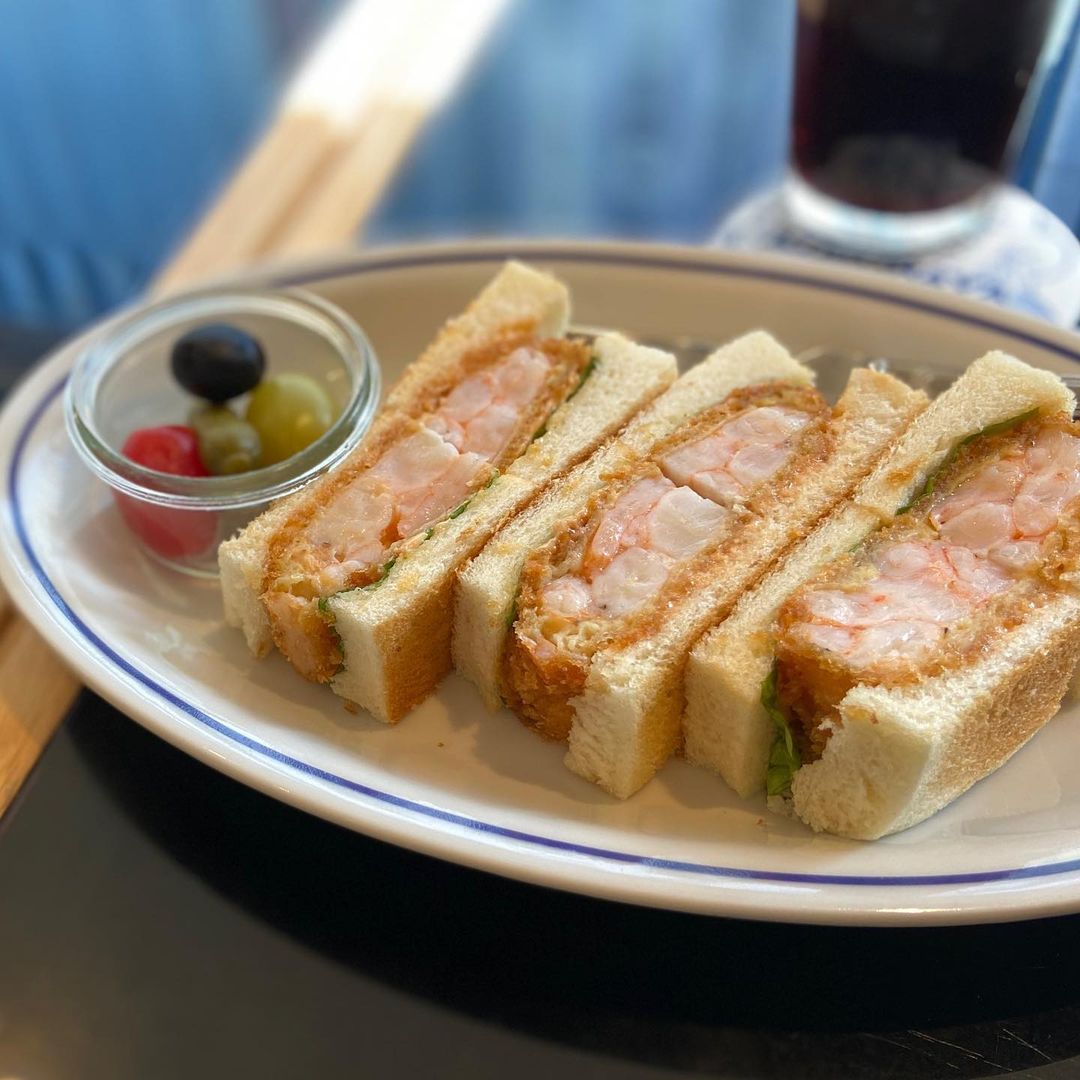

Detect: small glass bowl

[65,287,381,577]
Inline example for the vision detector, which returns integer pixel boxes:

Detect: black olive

[171,323,266,403]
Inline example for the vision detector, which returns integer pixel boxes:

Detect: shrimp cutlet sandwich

[684,351,1080,839]
[220,260,678,723]
[454,331,927,799]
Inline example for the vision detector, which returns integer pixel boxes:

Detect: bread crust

[791,592,1080,838]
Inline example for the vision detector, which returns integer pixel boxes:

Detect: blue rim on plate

[13,246,1080,892]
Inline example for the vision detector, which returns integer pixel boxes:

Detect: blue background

[0,0,1076,330]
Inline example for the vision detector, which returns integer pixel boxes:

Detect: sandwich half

[220,260,678,722]
[684,351,1078,838]
[455,331,927,798]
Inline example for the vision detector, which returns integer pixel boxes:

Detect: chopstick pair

[0,582,80,813]
[153,0,508,292]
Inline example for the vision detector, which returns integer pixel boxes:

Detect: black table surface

[4,324,1080,1079]
[5,695,1080,1080]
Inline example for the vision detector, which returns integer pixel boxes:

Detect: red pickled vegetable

[121,425,209,477]
[115,425,216,559]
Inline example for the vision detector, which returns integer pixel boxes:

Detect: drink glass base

[783,175,993,260]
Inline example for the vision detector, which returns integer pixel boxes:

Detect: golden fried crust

[263,334,590,592]
[505,381,830,739]
[502,634,585,740]
[776,412,1080,758]
[264,592,344,684]
[261,411,420,598]
[494,338,592,469]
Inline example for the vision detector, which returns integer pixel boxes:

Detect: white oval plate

[6,240,1080,927]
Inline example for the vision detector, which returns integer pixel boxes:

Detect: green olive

[189,405,262,475]
[245,373,335,466]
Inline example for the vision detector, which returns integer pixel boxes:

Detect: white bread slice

[326,331,677,722]
[219,259,571,658]
[857,351,1072,518]
[684,350,1076,814]
[565,367,927,799]
[452,330,812,712]
[792,592,1080,839]
[684,502,881,798]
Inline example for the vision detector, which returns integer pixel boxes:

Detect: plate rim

[8,238,1080,926]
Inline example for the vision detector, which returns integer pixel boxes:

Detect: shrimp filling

[506,386,822,738]
[264,338,591,682]
[775,418,1080,760]
[536,405,812,630]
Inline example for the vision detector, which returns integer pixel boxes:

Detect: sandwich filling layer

[262,331,592,682]
[774,414,1080,765]
[506,383,828,739]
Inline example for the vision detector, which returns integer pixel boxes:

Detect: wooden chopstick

[152,112,350,295]
[1,0,505,816]
[0,587,79,815]
[270,99,429,257]
[272,0,509,256]
[154,0,507,287]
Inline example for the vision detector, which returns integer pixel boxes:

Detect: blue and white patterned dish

[5,241,1080,926]
[716,184,1080,328]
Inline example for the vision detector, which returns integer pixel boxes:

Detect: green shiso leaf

[897,408,1038,514]
[567,355,599,401]
[361,556,397,590]
[504,589,520,630]
[315,596,346,673]
[531,355,598,444]
[762,662,800,798]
